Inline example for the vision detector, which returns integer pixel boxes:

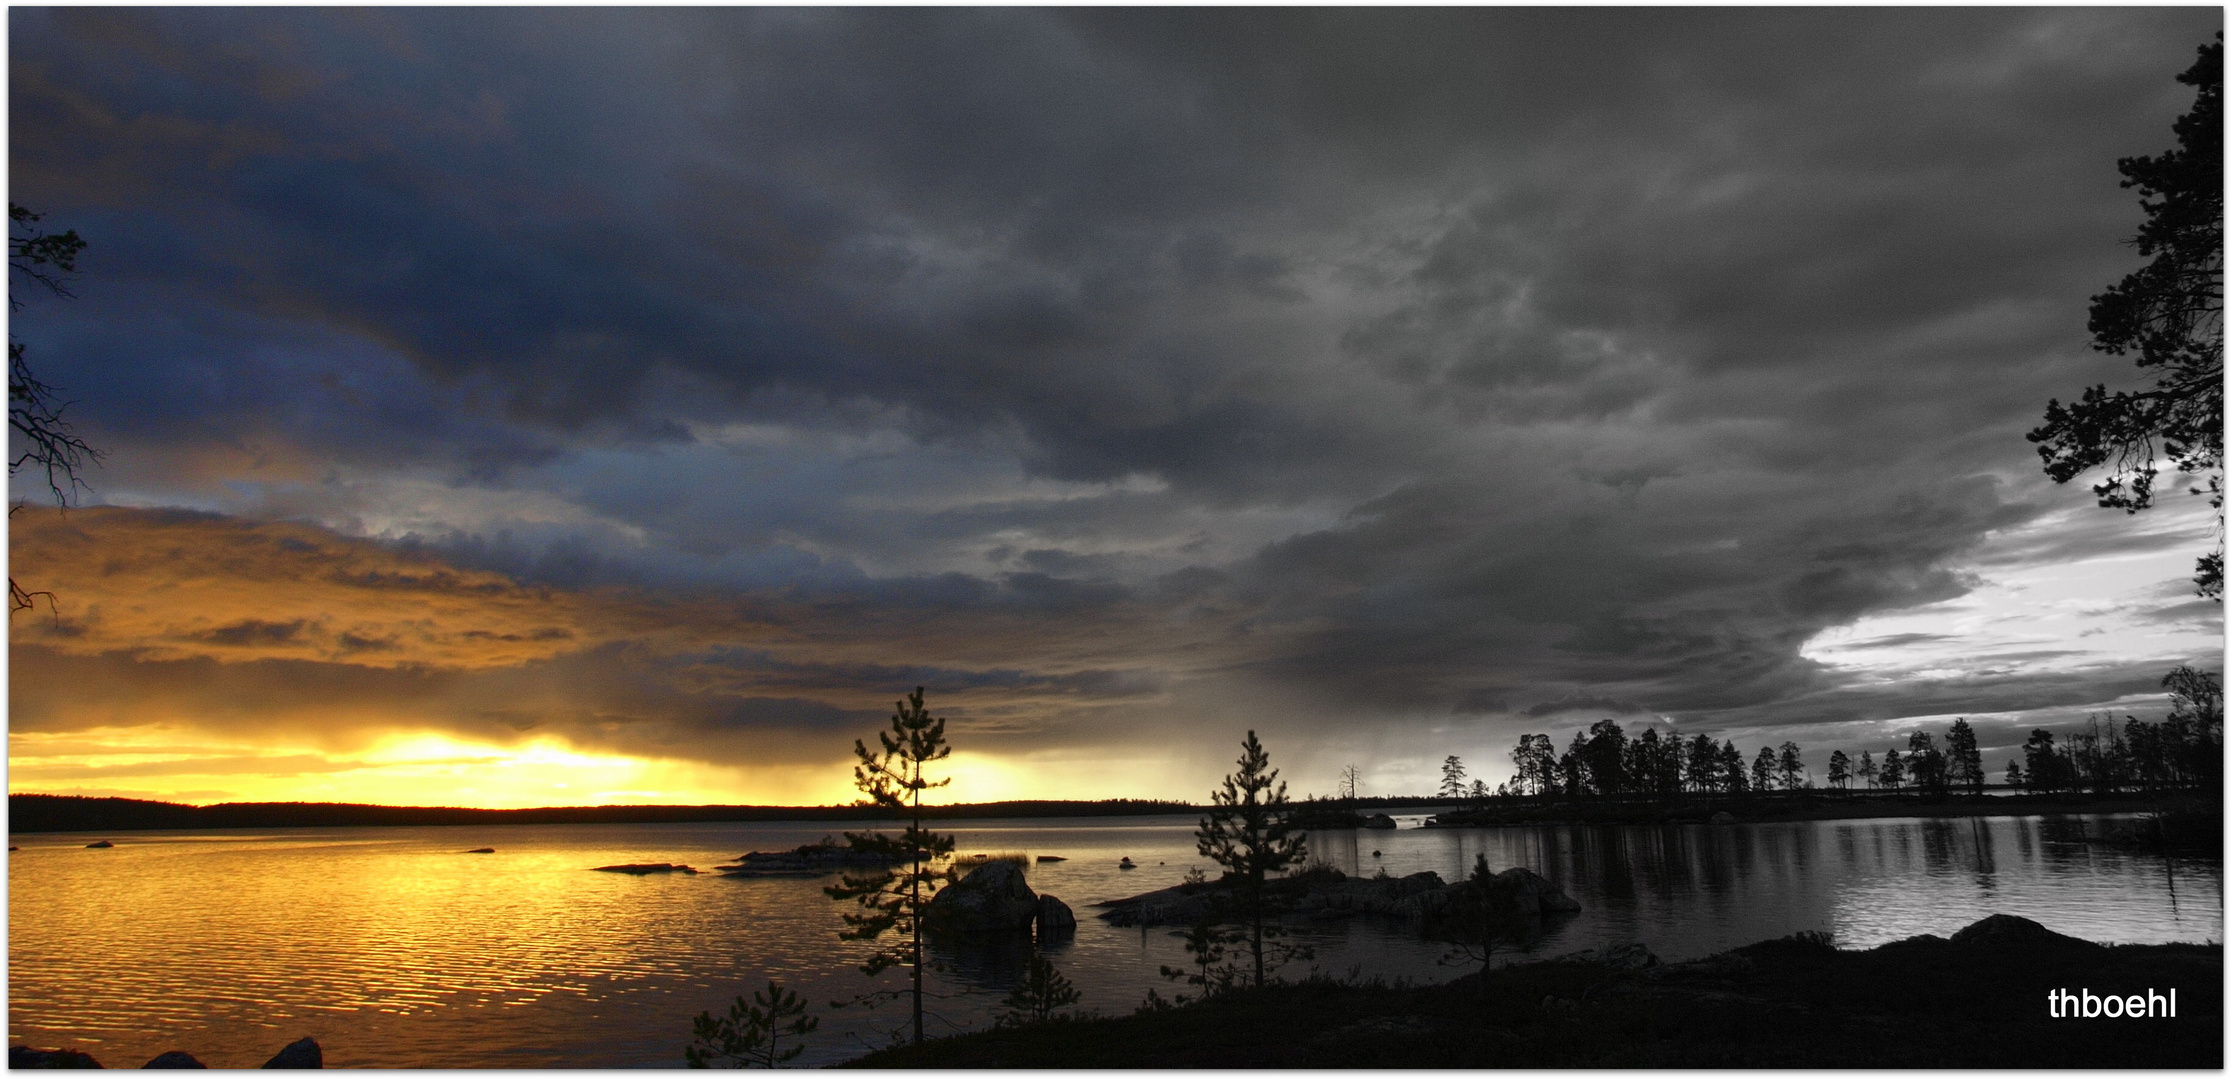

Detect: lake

[8,813,2219,1068]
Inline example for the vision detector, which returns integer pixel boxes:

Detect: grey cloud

[8,8,2222,786]
[1523,695,1649,719]
[1833,633,1958,652]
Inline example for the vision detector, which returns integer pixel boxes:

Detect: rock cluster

[11,1046,102,1068]
[8,1036,321,1069]
[1098,866,1581,928]
[919,860,1075,938]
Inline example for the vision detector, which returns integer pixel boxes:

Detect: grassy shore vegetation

[845,920,2222,1068]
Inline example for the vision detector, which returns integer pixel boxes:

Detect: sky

[8,7,2223,808]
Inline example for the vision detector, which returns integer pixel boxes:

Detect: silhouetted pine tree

[824,687,955,1046]
[1197,730,1308,988]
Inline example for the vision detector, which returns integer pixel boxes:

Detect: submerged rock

[924,859,1038,933]
[260,1038,322,1069]
[591,863,698,875]
[141,1051,206,1068]
[11,1046,103,1068]
[1096,884,1214,928]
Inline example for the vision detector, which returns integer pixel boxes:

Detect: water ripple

[9,814,2218,1067]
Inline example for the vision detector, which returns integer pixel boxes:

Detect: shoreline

[7,790,2210,836]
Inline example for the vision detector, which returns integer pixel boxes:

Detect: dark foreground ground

[848,917,2221,1068]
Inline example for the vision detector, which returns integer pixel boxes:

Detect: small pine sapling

[685,980,818,1068]
[994,952,1083,1027]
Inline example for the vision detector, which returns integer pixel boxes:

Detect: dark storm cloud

[9,7,2222,784]
[1523,696,1650,719]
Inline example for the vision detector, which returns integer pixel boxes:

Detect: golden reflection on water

[8,814,2221,1067]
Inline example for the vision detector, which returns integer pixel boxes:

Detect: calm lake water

[8,813,2220,1068]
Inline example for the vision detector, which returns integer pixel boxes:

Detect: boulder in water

[142,1051,207,1068]
[1709,811,1737,825]
[1491,867,1581,915]
[1361,814,1397,830]
[1035,893,1077,935]
[924,859,1038,933]
[11,1046,104,1069]
[1035,855,1066,863]
[261,1038,322,1069]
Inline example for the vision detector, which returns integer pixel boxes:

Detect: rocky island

[1097,864,1579,928]
[713,838,915,877]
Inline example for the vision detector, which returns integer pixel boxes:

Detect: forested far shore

[3,794,1199,834]
[12,788,2214,837]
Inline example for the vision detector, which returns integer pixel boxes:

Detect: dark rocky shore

[847,915,2222,1068]
[11,1036,322,1069]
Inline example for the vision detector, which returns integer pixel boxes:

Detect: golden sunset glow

[8,506,1244,806]
[7,726,847,808]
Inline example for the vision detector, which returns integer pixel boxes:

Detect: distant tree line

[1842,721,1985,798]
[1437,667,2220,805]
[5,793,1198,834]
[1482,720,1811,802]
[2014,667,2222,795]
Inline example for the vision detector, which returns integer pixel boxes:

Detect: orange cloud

[9,506,1284,806]
[14,506,698,669]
